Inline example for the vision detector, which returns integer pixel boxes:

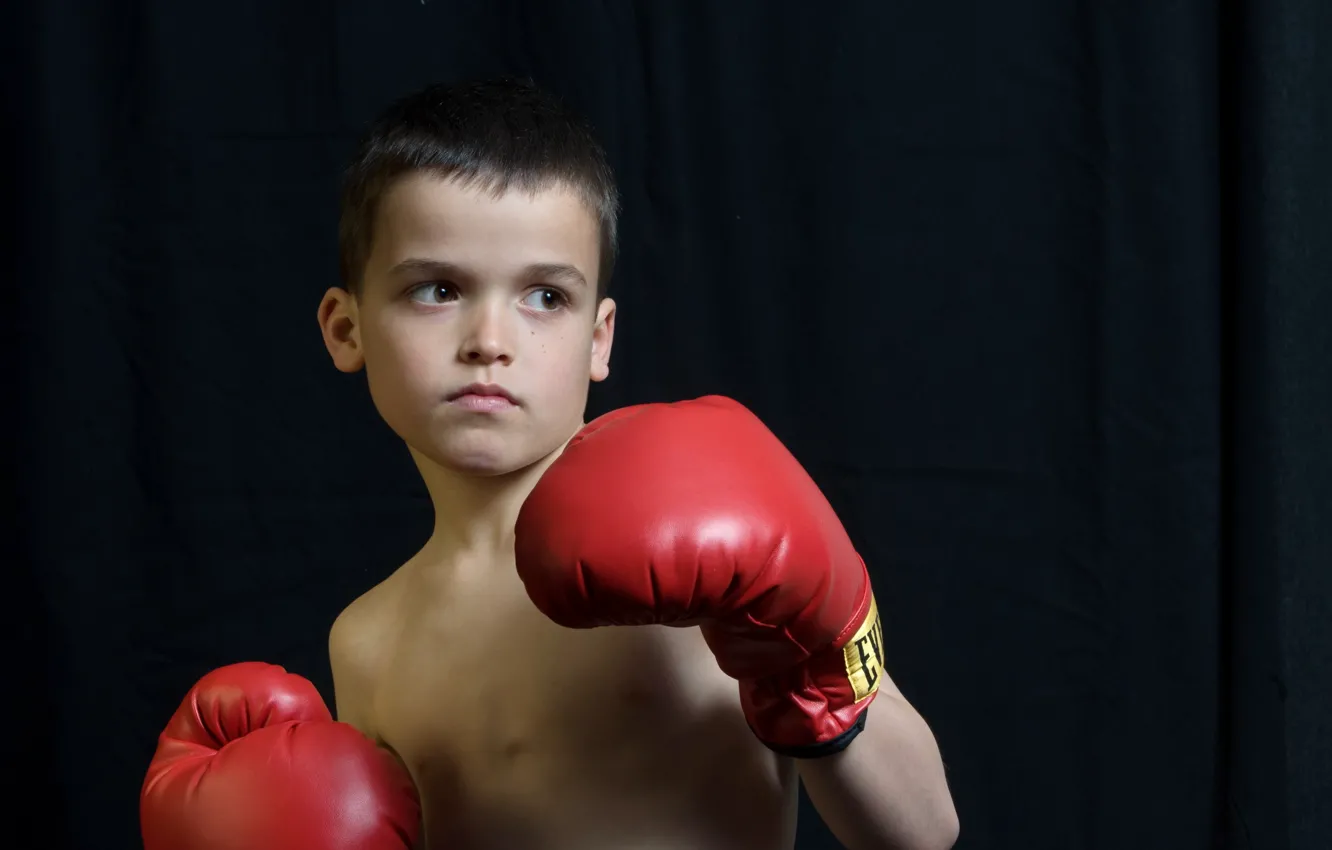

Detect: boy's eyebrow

[387,258,471,279]
[386,258,587,287]
[525,263,588,287]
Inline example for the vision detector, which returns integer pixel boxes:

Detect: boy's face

[321,174,615,477]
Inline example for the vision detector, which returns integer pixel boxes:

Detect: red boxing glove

[141,662,420,850]
[515,396,885,757]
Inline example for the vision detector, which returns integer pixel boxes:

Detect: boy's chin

[423,440,554,479]
[445,456,532,478]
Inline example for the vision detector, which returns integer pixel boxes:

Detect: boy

[140,78,957,850]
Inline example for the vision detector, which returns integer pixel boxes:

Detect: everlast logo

[842,595,884,702]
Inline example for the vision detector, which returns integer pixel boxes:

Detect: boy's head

[319,77,620,478]
[338,77,620,299]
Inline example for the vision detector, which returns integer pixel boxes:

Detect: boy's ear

[318,287,365,373]
[590,297,616,383]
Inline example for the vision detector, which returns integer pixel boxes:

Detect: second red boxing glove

[141,662,420,850]
[515,396,885,757]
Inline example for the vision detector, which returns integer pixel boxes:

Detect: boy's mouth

[447,383,519,411]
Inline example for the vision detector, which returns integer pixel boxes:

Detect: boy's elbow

[917,792,960,850]
[932,808,960,850]
[892,799,960,850]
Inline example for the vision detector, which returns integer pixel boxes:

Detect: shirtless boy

[140,77,958,850]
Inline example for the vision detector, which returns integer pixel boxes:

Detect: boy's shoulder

[331,561,410,646]
[328,565,409,731]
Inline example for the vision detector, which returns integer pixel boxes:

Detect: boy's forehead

[368,173,600,274]
[380,172,592,225]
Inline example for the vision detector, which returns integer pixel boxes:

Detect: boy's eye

[523,288,567,312]
[409,283,458,304]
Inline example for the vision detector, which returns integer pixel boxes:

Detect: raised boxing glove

[514,395,885,758]
[141,662,420,850]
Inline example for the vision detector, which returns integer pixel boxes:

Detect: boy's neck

[407,439,572,567]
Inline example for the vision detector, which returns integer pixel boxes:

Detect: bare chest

[367,582,795,849]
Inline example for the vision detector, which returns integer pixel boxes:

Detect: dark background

[9,1,1329,849]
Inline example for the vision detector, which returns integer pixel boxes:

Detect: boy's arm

[797,674,958,850]
[329,596,428,849]
[328,600,378,735]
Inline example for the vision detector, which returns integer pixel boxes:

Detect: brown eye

[409,283,458,304]
[523,288,567,312]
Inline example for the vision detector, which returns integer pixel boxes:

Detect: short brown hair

[338,77,620,298]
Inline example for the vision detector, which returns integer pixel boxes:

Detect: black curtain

[10,2,1328,849]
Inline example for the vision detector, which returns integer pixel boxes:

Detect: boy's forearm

[797,694,958,850]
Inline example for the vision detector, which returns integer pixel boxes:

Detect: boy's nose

[458,303,515,364]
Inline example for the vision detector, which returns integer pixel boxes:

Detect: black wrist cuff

[758,708,869,759]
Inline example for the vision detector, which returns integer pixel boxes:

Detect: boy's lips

[446,383,519,411]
